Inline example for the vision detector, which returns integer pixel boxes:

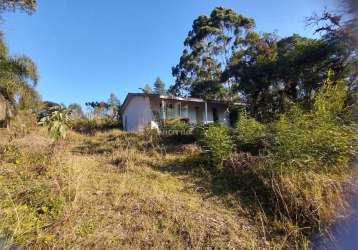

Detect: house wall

[122,96,153,131]
[122,95,230,132]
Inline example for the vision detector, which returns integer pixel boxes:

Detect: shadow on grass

[72,139,114,155]
[152,154,275,214]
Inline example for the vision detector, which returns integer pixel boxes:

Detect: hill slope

[1,129,265,249]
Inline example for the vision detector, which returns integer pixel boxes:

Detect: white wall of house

[121,95,230,131]
[122,96,153,131]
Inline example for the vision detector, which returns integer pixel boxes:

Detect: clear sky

[2,0,339,107]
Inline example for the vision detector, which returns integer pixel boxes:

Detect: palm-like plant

[0,35,39,112]
[39,105,72,141]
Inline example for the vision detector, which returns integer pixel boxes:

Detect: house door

[195,106,203,123]
[212,108,219,122]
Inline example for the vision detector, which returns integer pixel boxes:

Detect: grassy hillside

[0,124,356,249]
[0,129,264,249]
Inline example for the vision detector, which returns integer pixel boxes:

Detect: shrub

[195,123,233,166]
[270,108,356,169]
[71,118,120,134]
[159,118,191,135]
[39,105,72,141]
[220,73,357,246]
[268,76,357,170]
[71,118,97,134]
[234,114,269,155]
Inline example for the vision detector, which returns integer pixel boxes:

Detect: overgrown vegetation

[191,73,357,247]
[194,123,233,166]
[0,0,357,248]
[0,75,356,248]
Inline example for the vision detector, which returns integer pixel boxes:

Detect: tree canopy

[170,7,255,100]
[153,77,166,95]
[0,35,39,111]
[170,6,357,122]
[0,0,36,14]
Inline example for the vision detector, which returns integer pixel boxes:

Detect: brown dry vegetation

[0,125,356,249]
[0,129,263,249]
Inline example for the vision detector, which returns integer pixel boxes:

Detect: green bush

[270,107,356,170]
[233,75,357,170]
[195,123,233,166]
[71,118,120,134]
[159,118,191,135]
[71,118,97,134]
[235,114,269,154]
[39,105,72,141]
[268,76,356,170]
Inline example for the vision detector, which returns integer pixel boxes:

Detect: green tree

[39,105,72,141]
[0,0,36,14]
[229,33,340,121]
[0,0,39,113]
[170,7,255,100]
[0,35,39,112]
[85,101,109,119]
[306,2,357,112]
[153,77,166,95]
[107,92,121,120]
[171,6,357,122]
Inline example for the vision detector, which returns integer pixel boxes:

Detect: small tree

[153,77,166,95]
[68,103,84,119]
[196,123,233,166]
[39,105,72,141]
[107,93,121,120]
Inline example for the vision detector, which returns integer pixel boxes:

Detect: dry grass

[0,128,355,249]
[0,129,263,249]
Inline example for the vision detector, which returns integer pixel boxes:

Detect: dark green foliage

[234,74,357,170]
[0,0,36,14]
[171,7,255,100]
[228,105,242,127]
[171,6,356,122]
[158,118,194,144]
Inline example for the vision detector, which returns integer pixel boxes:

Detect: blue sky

[2,0,339,107]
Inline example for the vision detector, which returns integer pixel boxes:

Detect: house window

[181,104,189,118]
[166,103,174,118]
[212,108,219,122]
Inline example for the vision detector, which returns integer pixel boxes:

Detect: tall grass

[189,74,358,247]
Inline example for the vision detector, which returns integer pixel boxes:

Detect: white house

[120,93,231,131]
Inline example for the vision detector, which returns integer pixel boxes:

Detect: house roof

[120,93,242,114]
